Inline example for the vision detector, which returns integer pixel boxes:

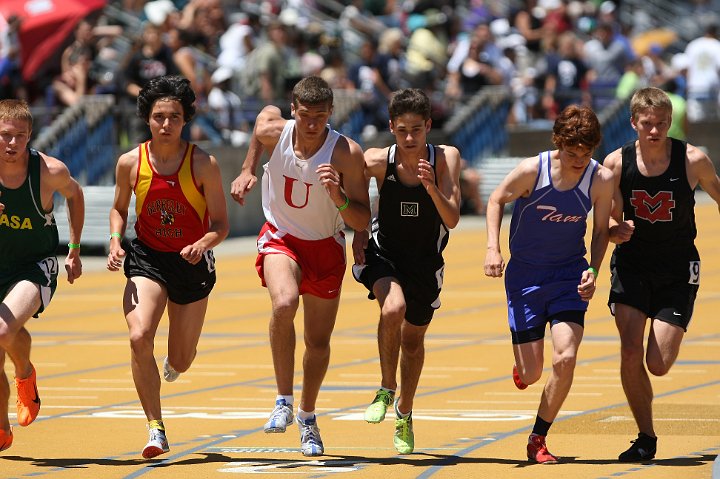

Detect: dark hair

[551,105,602,151]
[292,76,333,107]
[137,75,196,122]
[388,88,431,121]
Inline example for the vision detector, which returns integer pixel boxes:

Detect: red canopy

[0,0,106,81]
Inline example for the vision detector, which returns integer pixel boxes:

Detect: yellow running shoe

[394,414,414,454]
[364,389,394,423]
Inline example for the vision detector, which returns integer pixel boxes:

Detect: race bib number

[204,250,216,273]
[37,256,59,285]
[688,260,700,285]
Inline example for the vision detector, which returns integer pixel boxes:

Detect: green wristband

[587,267,598,277]
[337,196,350,211]
[67,243,81,249]
[110,232,122,240]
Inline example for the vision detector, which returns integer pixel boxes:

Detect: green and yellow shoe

[364,389,394,424]
[393,414,414,454]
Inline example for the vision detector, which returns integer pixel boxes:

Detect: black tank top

[371,144,449,262]
[616,138,697,257]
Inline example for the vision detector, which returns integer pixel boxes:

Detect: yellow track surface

[2,203,719,479]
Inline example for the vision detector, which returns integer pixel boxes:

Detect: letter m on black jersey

[630,190,674,223]
[401,202,419,217]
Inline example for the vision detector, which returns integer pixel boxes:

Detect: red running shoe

[512,364,528,390]
[527,434,559,464]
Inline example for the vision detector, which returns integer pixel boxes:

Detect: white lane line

[600,416,720,423]
[575,376,673,382]
[211,397,281,402]
[36,406,104,409]
[447,400,552,405]
[79,379,133,383]
[189,364,273,370]
[40,386,137,392]
[424,366,489,372]
[593,368,709,374]
[36,406,589,423]
[485,391,602,396]
[573,376,618,380]
[42,395,99,400]
[320,381,380,386]
[570,384,623,388]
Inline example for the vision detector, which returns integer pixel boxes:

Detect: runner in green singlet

[0,99,85,452]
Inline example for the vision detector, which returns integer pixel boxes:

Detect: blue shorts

[505,260,588,344]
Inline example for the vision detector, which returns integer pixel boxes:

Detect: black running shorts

[124,239,216,304]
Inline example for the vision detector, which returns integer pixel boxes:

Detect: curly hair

[136,75,196,122]
[551,105,602,151]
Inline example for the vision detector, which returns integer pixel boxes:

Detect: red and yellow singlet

[133,141,208,252]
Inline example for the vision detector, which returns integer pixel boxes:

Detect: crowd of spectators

[1,0,719,148]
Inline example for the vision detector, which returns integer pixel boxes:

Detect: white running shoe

[297,415,324,456]
[163,357,180,383]
[264,399,294,433]
[142,427,170,459]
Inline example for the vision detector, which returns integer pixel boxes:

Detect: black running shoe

[618,432,657,462]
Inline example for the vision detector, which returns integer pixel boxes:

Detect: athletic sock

[277,394,294,406]
[148,419,165,431]
[297,408,315,421]
[531,415,552,437]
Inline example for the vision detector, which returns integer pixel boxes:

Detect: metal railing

[444,86,513,166]
[34,95,118,185]
[597,97,635,161]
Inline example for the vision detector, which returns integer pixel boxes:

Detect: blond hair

[630,87,672,120]
[0,99,33,130]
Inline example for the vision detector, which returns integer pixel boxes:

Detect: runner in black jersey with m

[352,88,461,454]
[603,87,720,462]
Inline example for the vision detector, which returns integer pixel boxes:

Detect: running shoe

[15,364,40,427]
[163,356,180,383]
[394,414,414,454]
[264,398,294,433]
[527,434,558,464]
[142,426,170,459]
[364,389,394,423]
[512,364,528,390]
[297,415,324,456]
[618,432,657,462]
[0,428,13,452]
